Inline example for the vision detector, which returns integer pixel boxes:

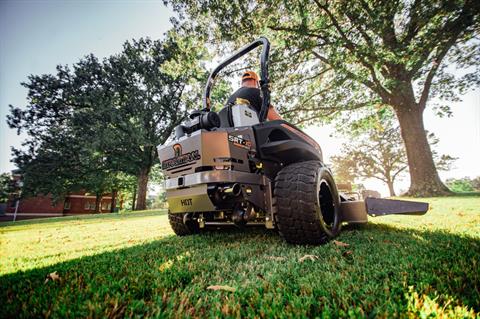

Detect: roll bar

[203,37,271,122]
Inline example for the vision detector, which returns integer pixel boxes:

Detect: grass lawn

[1,196,479,318]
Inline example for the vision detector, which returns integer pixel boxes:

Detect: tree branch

[311,1,393,102]
[417,35,459,110]
[344,11,374,48]
[392,165,408,180]
[268,25,332,42]
[275,67,332,91]
[311,50,392,103]
[408,0,477,77]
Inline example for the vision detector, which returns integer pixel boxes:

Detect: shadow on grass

[0,209,168,228]
[1,224,478,318]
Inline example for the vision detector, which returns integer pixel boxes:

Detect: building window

[101,201,111,211]
[84,201,95,210]
[64,201,71,210]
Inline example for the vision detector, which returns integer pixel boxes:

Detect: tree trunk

[94,193,102,213]
[386,180,396,197]
[135,167,150,210]
[110,189,117,213]
[131,186,137,211]
[395,106,451,197]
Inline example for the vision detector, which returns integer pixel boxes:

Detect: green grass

[1,196,479,318]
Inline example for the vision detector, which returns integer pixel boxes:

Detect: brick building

[2,171,121,219]
[4,191,118,219]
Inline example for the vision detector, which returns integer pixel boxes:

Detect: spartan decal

[161,143,201,170]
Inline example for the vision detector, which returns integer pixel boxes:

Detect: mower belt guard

[365,197,429,216]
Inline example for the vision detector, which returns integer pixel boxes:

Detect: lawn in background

[0,196,479,318]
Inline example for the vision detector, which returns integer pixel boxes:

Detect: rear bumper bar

[165,170,267,190]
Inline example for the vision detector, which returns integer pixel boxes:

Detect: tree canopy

[166,0,480,196]
[7,33,207,209]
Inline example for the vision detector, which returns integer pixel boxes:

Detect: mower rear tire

[168,212,200,236]
[274,160,341,245]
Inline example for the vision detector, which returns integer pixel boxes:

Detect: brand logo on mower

[161,144,201,170]
[173,144,182,157]
[228,135,252,150]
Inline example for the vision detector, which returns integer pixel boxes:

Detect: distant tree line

[446,177,480,193]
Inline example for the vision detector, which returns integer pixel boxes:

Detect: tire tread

[274,160,331,245]
[168,212,199,236]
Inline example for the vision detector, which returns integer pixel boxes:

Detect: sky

[0,0,174,175]
[1,0,479,196]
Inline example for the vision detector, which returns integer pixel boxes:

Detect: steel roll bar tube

[202,37,271,122]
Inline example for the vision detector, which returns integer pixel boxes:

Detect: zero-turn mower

[157,37,428,245]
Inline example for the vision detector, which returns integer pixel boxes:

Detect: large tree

[98,35,205,209]
[167,0,480,196]
[8,33,206,209]
[7,56,116,208]
[9,102,128,212]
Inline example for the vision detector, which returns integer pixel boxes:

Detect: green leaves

[166,0,479,120]
[0,173,17,203]
[445,177,477,192]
